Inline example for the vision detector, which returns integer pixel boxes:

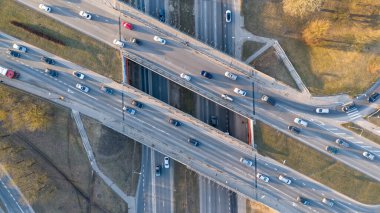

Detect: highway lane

[1,36,378,213]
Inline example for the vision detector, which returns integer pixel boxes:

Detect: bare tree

[283,0,324,18]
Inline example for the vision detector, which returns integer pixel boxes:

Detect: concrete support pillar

[248,119,255,148]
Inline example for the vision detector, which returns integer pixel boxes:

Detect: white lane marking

[345,137,354,139]
[335,133,346,135]
[371,150,380,153]
[327,128,338,131]
[352,141,363,144]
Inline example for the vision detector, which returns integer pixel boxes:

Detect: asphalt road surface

[1,33,379,213]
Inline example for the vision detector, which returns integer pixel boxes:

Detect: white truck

[0,66,19,79]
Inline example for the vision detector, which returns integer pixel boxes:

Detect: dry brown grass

[246,199,278,213]
[242,0,380,95]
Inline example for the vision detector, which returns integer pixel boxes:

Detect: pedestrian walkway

[345,106,362,121]
[355,118,380,138]
[72,110,136,213]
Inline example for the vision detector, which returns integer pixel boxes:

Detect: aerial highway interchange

[0,0,379,212]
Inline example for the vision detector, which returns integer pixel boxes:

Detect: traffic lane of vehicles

[255,103,380,181]
[255,99,379,158]
[5,59,370,213]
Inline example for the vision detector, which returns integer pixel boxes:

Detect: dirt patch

[242,41,265,61]
[10,21,65,45]
[246,199,278,213]
[82,116,141,196]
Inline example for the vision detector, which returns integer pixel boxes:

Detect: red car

[122,21,133,30]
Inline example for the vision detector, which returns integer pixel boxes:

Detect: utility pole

[254,153,257,201]
[118,15,121,41]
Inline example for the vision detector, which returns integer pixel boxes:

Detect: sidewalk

[354,118,380,138]
[71,110,136,213]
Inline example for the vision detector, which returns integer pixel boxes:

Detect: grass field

[242,0,380,96]
[82,116,142,196]
[169,0,195,36]
[342,122,380,145]
[255,121,380,204]
[0,0,122,81]
[0,85,130,212]
[243,44,298,89]
[174,162,199,213]
[246,199,277,213]
[366,109,380,126]
[242,41,265,61]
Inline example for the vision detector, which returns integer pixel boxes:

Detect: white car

[73,71,85,79]
[240,157,253,167]
[221,94,233,102]
[316,108,329,114]
[180,73,191,81]
[79,11,92,20]
[12,44,27,53]
[39,4,51,13]
[153,36,166,45]
[225,10,232,23]
[76,83,89,93]
[363,151,375,160]
[224,71,237,80]
[164,157,170,168]
[278,175,292,184]
[234,88,247,96]
[294,118,308,127]
[256,173,269,182]
[113,39,125,48]
[322,198,334,207]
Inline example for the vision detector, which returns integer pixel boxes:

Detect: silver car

[294,118,308,127]
[240,157,253,167]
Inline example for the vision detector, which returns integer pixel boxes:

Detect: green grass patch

[242,41,265,61]
[255,121,380,204]
[173,162,199,213]
[242,0,380,96]
[342,122,380,146]
[366,109,380,127]
[0,0,122,81]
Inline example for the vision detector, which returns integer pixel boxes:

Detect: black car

[368,92,380,103]
[297,196,310,205]
[7,50,20,58]
[159,9,165,22]
[342,103,355,112]
[41,56,55,65]
[288,126,300,134]
[169,118,181,127]
[200,70,212,79]
[188,138,200,147]
[155,165,161,177]
[45,68,58,77]
[131,100,143,108]
[325,146,339,154]
[261,95,276,106]
[100,86,113,94]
